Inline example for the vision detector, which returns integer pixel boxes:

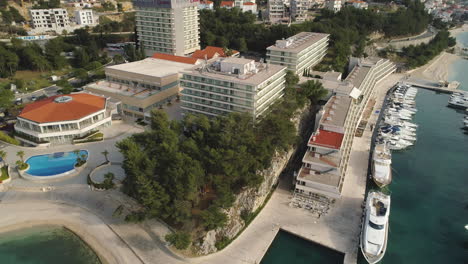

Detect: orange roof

[191,46,239,60]
[19,94,106,123]
[309,129,344,150]
[243,2,255,5]
[220,1,234,7]
[152,53,199,65]
[200,0,213,3]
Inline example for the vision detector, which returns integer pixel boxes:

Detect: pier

[404,77,460,93]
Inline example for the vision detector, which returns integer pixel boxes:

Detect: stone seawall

[195,104,314,255]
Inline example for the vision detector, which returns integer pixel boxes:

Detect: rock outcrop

[195,104,314,255]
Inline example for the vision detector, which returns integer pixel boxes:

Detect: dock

[404,77,459,93]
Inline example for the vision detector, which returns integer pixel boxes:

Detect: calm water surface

[0,226,101,264]
[261,230,344,264]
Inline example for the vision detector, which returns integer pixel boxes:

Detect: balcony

[302,151,340,168]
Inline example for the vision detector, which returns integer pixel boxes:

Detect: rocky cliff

[195,104,314,255]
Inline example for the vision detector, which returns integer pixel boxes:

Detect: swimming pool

[26,150,88,177]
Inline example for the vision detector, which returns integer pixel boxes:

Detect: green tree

[201,206,228,230]
[285,70,299,87]
[0,88,14,109]
[16,151,25,163]
[165,232,191,250]
[300,80,328,103]
[101,149,109,162]
[73,68,88,80]
[74,48,90,68]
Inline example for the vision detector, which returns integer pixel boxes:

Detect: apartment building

[75,9,95,25]
[346,0,368,9]
[180,57,287,119]
[267,0,287,23]
[266,32,329,75]
[134,0,200,56]
[30,8,70,32]
[294,57,396,199]
[291,0,311,22]
[326,0,343,12]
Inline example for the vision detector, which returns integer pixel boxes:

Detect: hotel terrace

[294,57,396,199]
[180,57,286,119]
[14,93,112,145]
[85,47,238,120]
[266,32,329,76]
[86,54,200,120]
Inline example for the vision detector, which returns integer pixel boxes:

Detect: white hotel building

[180,57,287,119]
[14,94,112,145]
[267,32,329,76]
[134,0,200,56]
[294,57,396,199]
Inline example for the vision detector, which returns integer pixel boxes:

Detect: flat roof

[183,59,286,86]
[86,80,156,99]
[308,129,344,150]
[19,93,106,123]
[105,58,195,78]
[267,32,329,53]
[320,95,352,128]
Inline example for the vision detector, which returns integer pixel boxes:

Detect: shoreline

[0,222,110,264]
[0,202,143,264]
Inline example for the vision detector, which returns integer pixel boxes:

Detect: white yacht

[372,144,392,187]
[361,191,391,264]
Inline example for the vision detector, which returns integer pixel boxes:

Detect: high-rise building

[30,8,70,32]
[266,32,329,75]
[180,57,286,119]
[134,0,200,56]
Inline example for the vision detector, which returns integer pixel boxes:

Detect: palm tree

[0,150,6,167]
[16,151,25,163]
[101,149,109,162]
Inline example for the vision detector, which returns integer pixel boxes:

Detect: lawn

[0,68,72,92]
[0,166,9,182]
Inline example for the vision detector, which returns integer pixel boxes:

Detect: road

[14,85,61,104]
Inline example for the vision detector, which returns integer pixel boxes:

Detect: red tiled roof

[191,46,239,60]
[220,1,234,7]
[152,53,199,64]
[309,129,344,150]
[243,2,255,5]
[19,94,106,123]
[200,0,213,3]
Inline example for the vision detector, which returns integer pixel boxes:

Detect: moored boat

[372,144,392,187]
[361,191,391,264]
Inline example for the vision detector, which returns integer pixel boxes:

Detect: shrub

[124,211,146,223]
[0,131,20,145]
[103,172,115,189]
[215,236,230,250]
[165,232,191,250]
[16,160,28,170]
[0,166,9,181]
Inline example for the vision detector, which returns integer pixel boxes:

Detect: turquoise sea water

[358,31,468,264]
[260,230,344,264]
[0,226,101,264]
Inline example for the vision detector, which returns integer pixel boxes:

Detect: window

[369,221,384,230]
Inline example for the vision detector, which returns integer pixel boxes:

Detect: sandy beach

[407,24,467,82]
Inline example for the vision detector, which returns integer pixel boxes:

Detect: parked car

[30,96,37,101]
